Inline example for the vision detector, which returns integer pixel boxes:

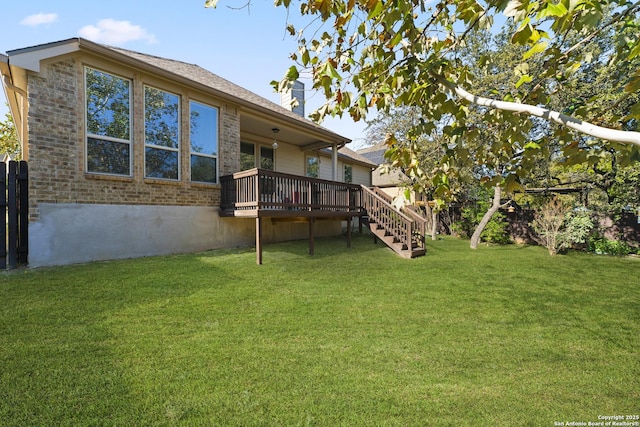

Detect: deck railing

[361,186,425,253]
[220,168,363,217]
[371,187,428,245]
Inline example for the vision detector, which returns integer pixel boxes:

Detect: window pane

[344,165,353,183]
[145,87,180,149]
[260,146,274,170]
[190,101,218,156]
[145,147,178,179]
[86,68,130,140]
[87,137,130,175]
[306,156,319,178]
[240,142,255,170]
[190,101,217,183]
[191,155,217,183]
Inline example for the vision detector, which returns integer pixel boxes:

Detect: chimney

[280,80,305,117]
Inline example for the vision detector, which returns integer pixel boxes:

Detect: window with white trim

[85,67,132,176]
[145,86,180,180]
[190,101,218,183]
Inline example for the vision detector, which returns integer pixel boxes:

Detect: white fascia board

[8,40,81,72]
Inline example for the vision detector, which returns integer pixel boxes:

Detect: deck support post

[256,217,263,265]
[308,217,315,256]
[346,218,352,248]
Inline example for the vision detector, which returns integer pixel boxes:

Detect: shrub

[588,236,636,256]
[564,207,595,249]
[452,206,510,244]
[480,211,511,244]
[531,197,571,255]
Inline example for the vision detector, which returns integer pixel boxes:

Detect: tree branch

[437,77,640,147]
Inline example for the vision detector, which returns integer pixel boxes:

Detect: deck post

[332,143,339,181]
[256,217,263,265]
[346,217,352,248]
[308,217,315,256]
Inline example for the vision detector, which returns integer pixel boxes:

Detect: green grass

[1,235,638,426]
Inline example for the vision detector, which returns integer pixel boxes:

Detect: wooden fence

[2,161,28,269]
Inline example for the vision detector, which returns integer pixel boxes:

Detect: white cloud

[20,13,58,27]
[78,19,157,45]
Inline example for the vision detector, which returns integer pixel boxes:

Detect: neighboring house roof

[3,37,349,149]
[357,142,388,165]
[318,146,377,169]
[357,142,409,187]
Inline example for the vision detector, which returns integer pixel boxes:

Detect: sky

[0,0,370,147]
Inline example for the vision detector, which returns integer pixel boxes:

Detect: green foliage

[208,0,640,204]
[531,199,600,255]
[564,207,595,247]
[588,235,637,256]
[480,211,511,244]
[451,189,510,244]
[0,108,20,160]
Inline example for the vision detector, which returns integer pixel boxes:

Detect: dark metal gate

[2,160,28,269]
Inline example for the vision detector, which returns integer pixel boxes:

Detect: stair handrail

[370,187,428,245]
[361,186,423,252]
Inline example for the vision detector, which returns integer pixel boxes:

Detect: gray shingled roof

[357,142,388,166]
[6,38,349,143]
[318,146,377,168]
[106,44,347,141]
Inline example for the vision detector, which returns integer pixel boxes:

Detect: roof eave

[6,38,350,146]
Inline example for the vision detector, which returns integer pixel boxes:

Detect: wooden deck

[220,169,364,264]
[220,169,427,263]
[220,168,364,219]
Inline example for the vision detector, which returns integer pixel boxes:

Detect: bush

[452,206,510,244]
[564,207,594,249]
[531,197,571,255]
[531,199,601,255]
[480,211,511,244]
[588,236,636,256]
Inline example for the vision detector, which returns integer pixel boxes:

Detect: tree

[207,0,640,153]
[364,106,450,239]
[0,108,20,160]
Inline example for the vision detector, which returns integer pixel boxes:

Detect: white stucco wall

[29,203,342,267]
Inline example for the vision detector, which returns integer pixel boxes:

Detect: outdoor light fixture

[272,128,280,149]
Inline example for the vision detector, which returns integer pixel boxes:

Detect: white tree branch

[438,78,640,148]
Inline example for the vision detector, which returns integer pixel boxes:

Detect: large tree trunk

[423,200,438,241]
[431,209,438,241]
[470,186,509,249]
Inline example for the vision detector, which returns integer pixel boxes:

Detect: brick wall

[26,57,240,221]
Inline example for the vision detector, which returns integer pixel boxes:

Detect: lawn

[1,234,638,426]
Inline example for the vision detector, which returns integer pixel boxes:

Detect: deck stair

[361,186,427,258]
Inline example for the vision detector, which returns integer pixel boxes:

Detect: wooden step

[368,223,425,258]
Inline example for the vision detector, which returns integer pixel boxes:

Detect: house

[1,37,380,267]
[358,142,422,205]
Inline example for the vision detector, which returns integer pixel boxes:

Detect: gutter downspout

[1,73,28,160]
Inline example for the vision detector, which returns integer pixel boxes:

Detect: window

[240,142,255,170]
[240,142,274,171]
[260,146,274,170]
[85,68,131,175]
[306,155,319,178]
[344,164,353,183]
[145,86,180,180]
[190,101,218,183]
